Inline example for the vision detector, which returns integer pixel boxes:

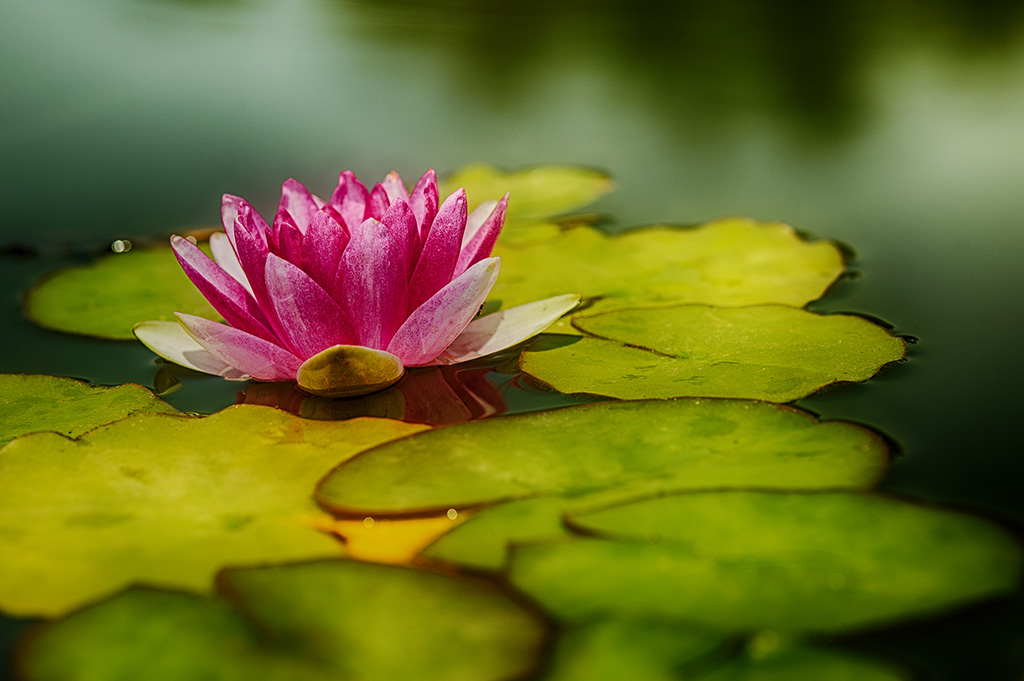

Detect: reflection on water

[337,0,1024,137]
[239,364,507,425]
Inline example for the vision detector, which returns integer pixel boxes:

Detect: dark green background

[2,1,1023,679]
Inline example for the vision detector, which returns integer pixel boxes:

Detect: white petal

[133,320,249,379]
[461,199,498,248]
[209,231,253,295]
[429,293,582,365]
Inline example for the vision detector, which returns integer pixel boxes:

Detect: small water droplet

[363,517,374,528]
[446,508,458,520]
[110,239,132,253]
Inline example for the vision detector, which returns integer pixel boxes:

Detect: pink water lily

[134,169,579,396]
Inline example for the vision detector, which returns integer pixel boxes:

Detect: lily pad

[19,560,545,681]
[543,617,729,681]
[699,644,908,681]
[317,399,888,517]
[490,219,845,327]
[25,246,221,340]
[543,619,907,681]
[440,164,613,220]
[521,305,906,402]
[508,491,1022,633]
[0,374,178,449]
[0,405,427,616]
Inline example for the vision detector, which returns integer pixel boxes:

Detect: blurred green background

[2,0,1024,678]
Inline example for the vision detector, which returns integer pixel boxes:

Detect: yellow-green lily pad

[0,374,178,449]
[0,405,427,617]
[491,219,845,329]
[25,246,221,340]
[440,164,613,220]
[508,491,1022,633]
[317,399,888,517]
[521,305,906,402]
[19,560,545,681]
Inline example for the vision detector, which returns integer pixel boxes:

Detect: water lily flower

[134,169,579,397]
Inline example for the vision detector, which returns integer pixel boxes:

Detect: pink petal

[278,178,324,233]
[408,169,439,238]
[380,171,409,204]
[171,235,275,342]
[209,232,252,295]
[406,188,467,312]
[328,170,369,232]
[271,209,304,266]
[222,195,268,244]
[428,293,581,365]
[367,183,390,219]
[380,198,418,281]
[387,257,500,366]
[175,312,301,382]
[335,218,408,349]
[462,199,499,247]
[456,194,507,276]
[264,253,357,359]
[229,203,273,310]
[301,208,350,294]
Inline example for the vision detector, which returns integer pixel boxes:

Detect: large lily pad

[317,399,888,517]
[543,619,907,681]
[491,219,845,324]
[440,164,613,220]
[25,246,221,340]
[0,405,427,616]
[542,617,729,681]
[19,560,545,681]
[508,491,1022,633]
[0,374,178,448]
[521,305,906,402]
[698,645,907,681]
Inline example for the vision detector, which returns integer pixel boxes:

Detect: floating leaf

[440,164,613,220]
[25,246,221,340]
[521,305,906,402]
[19,561,546,681]
[0,374,178,449]
[508,491,1022,633]
[543,617,728,681]
[0,406,427,616]
[318,399,888,518]
[491,219,845,330]
[543,619,908,681]
[699,643,908,681]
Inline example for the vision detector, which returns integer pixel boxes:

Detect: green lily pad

[19,560,545,681]
[699,644,908,681]
[508,491,1022,633]
[0,374,178,449]
[317,399,888,518]
[543,617,729,681]
[521,305,906,402]
[491,219,845,328]
[543,619,908,681]
[441,164,613,220]
[0,405,427,617]
[25,245,221,340]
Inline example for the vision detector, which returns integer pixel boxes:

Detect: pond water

[3,1,1024,679]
